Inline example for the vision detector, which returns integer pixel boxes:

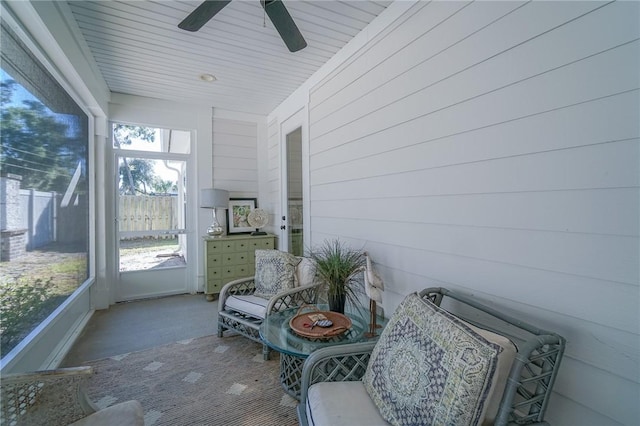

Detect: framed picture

[227,198,257,234]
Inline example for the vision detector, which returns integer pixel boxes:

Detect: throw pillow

[254,250,301,299]
[461,321,517,425]
[363,292,502,426]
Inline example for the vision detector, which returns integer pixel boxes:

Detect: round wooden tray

[289,306,352,339]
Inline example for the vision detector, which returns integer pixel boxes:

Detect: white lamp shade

[200,188,229,208]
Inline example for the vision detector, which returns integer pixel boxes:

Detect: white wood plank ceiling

[66,0,392,115]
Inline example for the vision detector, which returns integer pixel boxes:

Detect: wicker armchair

[218,254,321,360]
[298,287,566,426]
[0,366,143,426]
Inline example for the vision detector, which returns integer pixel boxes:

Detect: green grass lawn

[1,250,87,357]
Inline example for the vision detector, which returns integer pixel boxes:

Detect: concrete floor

[62,293,218,366]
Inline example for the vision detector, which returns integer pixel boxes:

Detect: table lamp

[200,188,229,237]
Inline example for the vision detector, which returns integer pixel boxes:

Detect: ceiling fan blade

[178,0,231,32]
[261,0,307,52]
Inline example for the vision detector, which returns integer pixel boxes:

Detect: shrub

[0,277,52,354]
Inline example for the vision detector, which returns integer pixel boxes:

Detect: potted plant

[309,239,366,314]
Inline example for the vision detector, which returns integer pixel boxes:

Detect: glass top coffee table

[259,304,385,399]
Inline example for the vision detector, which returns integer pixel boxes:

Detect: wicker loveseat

[0,366,143,426]
[218,249,321,360]
[298,287,566,426]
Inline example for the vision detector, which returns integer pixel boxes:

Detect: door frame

[280,107,310,254]
[110,130,196,302]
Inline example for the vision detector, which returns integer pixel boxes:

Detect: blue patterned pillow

[363,292,502,426]
[254,250,301,299]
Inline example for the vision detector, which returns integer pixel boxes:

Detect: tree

[112,124,155,146]
[152,178,176,195]
[118,158,157,195]
[112,124,156,195]
[0,79,87,193]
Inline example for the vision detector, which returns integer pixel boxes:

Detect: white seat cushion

[306,381,389,426]
[224,295,269,319]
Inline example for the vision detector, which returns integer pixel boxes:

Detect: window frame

[0,9,97,373]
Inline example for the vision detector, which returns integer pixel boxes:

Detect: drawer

[206,253,222,267]
[247,264,255,276]
[222,252,249,265]
[222,266,239,278]
[206,240,225,252]
[206,278,223,294]
[234,239,251,252]
[221,265,253,278]
[207,267,223,281]
[236,264,254,277]
[220,240,237,252]
[249,239,274,250]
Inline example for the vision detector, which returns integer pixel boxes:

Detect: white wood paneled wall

[212,118,259,197]
[302,1,639,424]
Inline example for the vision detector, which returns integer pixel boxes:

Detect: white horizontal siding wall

[212,117,259,197]
[306,1,639,425]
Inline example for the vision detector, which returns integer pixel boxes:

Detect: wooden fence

[118,195,178,236]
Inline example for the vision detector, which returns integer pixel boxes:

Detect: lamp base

[207,209,225,237]
[251,230,267,236]
[207,222,224,238]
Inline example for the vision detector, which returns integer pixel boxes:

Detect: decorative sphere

[247,209,269,229]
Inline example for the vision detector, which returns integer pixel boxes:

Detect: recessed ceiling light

[200,73,216,82]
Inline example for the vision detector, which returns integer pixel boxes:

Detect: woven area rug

[83,334,298,426]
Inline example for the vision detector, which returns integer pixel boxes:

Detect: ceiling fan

[178,0,307,52]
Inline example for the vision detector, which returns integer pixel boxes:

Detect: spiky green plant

[309,239,366,310]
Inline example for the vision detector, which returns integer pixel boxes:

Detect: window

[0,21,90,357]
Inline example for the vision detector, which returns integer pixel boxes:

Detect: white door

[112,124,192,301]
